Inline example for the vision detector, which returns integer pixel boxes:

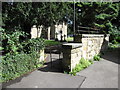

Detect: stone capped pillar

[82,34,104,60]
[62,43,82,72]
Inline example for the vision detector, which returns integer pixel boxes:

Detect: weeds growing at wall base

[69,54,101,76]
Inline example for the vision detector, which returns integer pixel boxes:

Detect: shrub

[93,54,101,61]
[1,28,27,55]
[22,38,45,54]
[108,43,120,49]
[80,58,91,68]
[109,26,120,44]
[0,28,45,82]
[0,52,43,82]
[89,59,94,64]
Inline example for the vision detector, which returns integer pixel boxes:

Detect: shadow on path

[39,45,64,73]
[38,58,63,73]
[101,47,120,64]
[2,70,33,88]
[2,58,64,88]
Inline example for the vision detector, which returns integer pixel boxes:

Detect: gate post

[62,43,82,72]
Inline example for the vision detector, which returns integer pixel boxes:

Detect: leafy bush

[0,28,45,82]
[89,59,94,64]
[80,58,91,68]
[1,28,27,55]
[0,52,44,82]
[108,43,120,49]
[93,54,101,61]
[69,55,101,76]
[22,38,45,54]
[109,26,120,44]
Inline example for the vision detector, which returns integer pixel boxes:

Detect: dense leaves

[76,2,119,29]
[0,52,42,82]
[76,2,120,42]
[2,2,73,34]
[0,28,45,82]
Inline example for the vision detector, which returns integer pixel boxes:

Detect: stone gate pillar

[62,43,82,72]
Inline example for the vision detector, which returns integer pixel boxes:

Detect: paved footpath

[77,48,119,88]
[2,70,85,88]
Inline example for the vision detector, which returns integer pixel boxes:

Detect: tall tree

[2,2,73,36]
[76,2,119,33]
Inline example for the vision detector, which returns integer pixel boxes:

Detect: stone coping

[62,43,82,49]
[82,34,104,38]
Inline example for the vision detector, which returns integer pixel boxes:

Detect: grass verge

[44,40,61,46]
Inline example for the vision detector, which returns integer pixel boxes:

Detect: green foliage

[109,26,120,44]
[0,47,4,51]
[89,59,94,64]
[69,58,92,76]
[64,71,69,74]
[0,28,45,82]
[93,54,101,61]
[66,37,74,41]
[108,43,120,49]
[1,28,27,55]
[0,52,42,82]
[75,2,120,42]
[23,38,45,53]
[2,2,73,32]
[44,40,61,47]
[76,2,119,33]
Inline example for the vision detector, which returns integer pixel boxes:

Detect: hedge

[0,28,45,82]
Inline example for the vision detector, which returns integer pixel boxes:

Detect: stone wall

[74,34,109,60]
[82,34,104,60]
[62,34,109,72]
[62,43,82,72]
